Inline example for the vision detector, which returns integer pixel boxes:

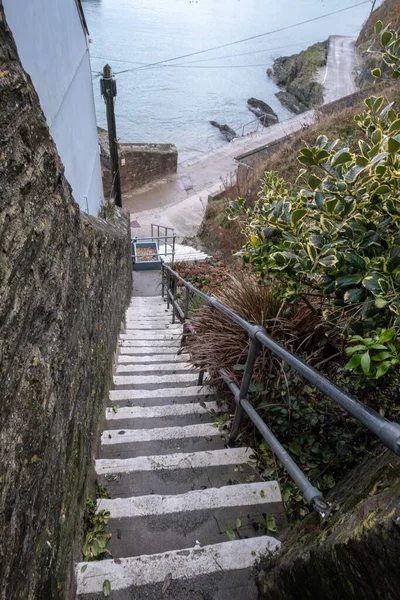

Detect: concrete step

[125,313,172,320]
[100,422,224,459]
[97,482,282,557]
[104,401,218,429]
[119,346,183,355]
[76,537,281,599]
[109,385,214,407]
[120,331,182,340]
[119,339,181,348]
[116,362,193,375]
[117,353,190,363]
[125,309,172,317]
[95,447,259,497]
[113,373,201,389]
[124,322,180,331]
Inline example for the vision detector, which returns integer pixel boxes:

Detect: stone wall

[0,7,132,599]
[98,128,178,194]
[258,447,400,600]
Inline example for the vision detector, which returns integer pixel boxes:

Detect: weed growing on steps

[96,482,111,499]
[82,496,112,561]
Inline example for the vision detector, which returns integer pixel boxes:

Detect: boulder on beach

[247,98,279,127]
[210,120,237,142]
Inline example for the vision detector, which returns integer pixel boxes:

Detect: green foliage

[96,482,110,499]
[228,91,400,375]
[345,328,399,378]
[82,497,112,561]
[249,381,369,523]
[225,519,242,541]
[102,579,112,597]
[370,20,400,79]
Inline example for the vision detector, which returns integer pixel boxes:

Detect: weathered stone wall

[98,128,178,194]
[258,447,400,600]
[0,7,132,600]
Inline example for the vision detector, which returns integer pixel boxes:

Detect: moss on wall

[258,448,400,600]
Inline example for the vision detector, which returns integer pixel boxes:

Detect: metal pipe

[162,261,400,457]
[229,329,264,445]
[184,287,191,320]
[219,369,329,516]
[198,369,205,386]
[255,330,400,456]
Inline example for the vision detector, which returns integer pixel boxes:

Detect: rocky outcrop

[0,7,132,599]
[258,447,400,600]
[268,41,327,113]
[247,98,279,127]
[210,120,237,142]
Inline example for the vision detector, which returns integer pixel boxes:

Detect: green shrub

[228,35,400,378]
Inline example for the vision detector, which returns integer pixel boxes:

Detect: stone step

[76,537,281,600]
[125,313,172,319]
[97,482,282,557]
[115,362,193,375]
[119,346,183,355]
[100,422,224,459]
[128,297,166,304]
[96,447,258,497]
[119,339,181,348]
[124,322,181,331]
[120,331,182,340]
[109,385,214,407]
[113,373,201,389]
[104,401,218,430]
[125,309,172,317]
[117,353,190,363]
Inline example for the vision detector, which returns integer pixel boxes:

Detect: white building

[3,0,104,215]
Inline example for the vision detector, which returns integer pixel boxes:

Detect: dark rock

[275,91,308,115]
[269,41,328,114]
[247,98,278,128]
[210,121,237,142]
[0,8,132,600]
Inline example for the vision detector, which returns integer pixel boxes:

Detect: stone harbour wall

[99,128,178,194]
[0,6,132,599]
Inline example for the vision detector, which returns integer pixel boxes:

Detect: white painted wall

[3,0,104,215]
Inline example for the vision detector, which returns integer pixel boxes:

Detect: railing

[151,223,175,257]
[161,261,400,517]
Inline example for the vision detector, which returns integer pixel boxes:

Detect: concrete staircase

[160,242,209,264]
[76,293,283,599]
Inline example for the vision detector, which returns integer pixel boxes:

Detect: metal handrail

[161,261,400,517]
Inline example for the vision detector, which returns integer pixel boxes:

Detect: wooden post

[101,64,122,207]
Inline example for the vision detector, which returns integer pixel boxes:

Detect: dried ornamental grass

[187,272,336,391]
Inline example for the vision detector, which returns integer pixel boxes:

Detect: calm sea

[82,0,372,162]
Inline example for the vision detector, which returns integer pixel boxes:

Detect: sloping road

[126,35,357,238]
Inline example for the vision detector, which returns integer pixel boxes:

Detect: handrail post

[172,233,176,268]
[166,269,170,309]
[184,287,190,320]
[228,326,265,446]
[161,263,165,299]
[172,276,177,324]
